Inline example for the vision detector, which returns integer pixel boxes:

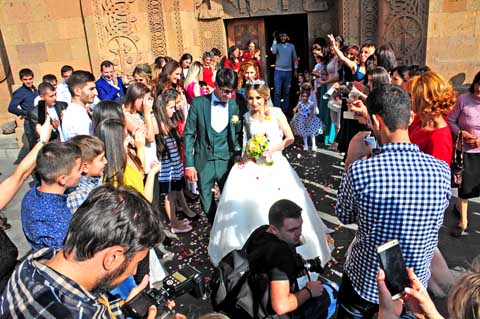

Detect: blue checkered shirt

[336,143,451,304]
[66,175,102,213]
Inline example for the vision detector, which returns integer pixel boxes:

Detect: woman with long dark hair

[123,82,158,171]
[158,60,182,95]
[223,45,242,72]
[95,118,159,202]
[179,53,193,79]
[154,90,196,233]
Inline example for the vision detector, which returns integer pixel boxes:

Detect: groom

[184,68,242,224]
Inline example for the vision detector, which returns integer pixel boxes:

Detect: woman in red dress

[407,71,457,298]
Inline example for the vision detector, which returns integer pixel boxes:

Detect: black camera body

[303,256,324,274]
[122,265,205,319]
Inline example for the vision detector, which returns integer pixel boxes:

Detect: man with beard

[0,186,163,318]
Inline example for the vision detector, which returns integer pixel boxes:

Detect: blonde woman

[184,61,204,104]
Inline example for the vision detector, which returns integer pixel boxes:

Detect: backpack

[210,249,279,319]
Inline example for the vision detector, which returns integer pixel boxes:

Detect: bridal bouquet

[245,133,273,165]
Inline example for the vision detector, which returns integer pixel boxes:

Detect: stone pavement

[0,134,31,258]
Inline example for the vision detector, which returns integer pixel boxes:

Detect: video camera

[322,81,353,100]
[122,265,206,319]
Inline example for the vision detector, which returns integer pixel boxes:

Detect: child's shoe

[312,145,317,152]
[303,145,308,151]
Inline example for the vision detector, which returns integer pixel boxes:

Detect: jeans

[273,69,292,112]
[337,273,378,319]
[337,273,414,319]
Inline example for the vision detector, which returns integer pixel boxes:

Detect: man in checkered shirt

[335,84,451,318]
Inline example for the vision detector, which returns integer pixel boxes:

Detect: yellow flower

[230,115,239,124]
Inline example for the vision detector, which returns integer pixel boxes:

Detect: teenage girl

[154,90,196,233]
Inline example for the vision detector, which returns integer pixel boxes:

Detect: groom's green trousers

[197,158,232,224]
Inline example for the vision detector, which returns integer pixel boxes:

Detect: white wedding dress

[208,109,332,266]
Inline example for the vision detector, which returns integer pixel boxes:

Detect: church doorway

[225,14,309,90]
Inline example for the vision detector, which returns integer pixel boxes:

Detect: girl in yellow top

[95,118,159,202]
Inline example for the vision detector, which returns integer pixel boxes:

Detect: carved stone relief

[173,0,184,57]
[378,0,428,65]
[360,0,377,45]
[147,0,167,56]
[225,0,293,15]
[94,0,141,73]
[195,0,224,19]
[340,0,361,46]
[303,0,328,12]
[198,20,227,54]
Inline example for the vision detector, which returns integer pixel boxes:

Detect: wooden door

[225,18,267,81]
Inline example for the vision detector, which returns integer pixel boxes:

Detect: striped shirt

[158,136,184,183]
[336,143,451,304]
[0,248,123,318]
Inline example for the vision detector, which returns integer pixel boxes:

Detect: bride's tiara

[245,79,266,89]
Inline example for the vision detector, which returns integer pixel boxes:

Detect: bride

[208,82,332,266]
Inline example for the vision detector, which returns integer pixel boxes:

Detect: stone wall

[426,0,480,87]
[0,0,90,124]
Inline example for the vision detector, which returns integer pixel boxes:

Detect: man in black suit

[28,82,67,142]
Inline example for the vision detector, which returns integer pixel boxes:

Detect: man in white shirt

[56,65,74,104]
[62,70,97,140]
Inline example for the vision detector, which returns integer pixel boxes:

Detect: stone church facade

[0,0,478,124]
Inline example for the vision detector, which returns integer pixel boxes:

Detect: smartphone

[377,239,410,300]
[343,111,356,120]
[364,135,378,149]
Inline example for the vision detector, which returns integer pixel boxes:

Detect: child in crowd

[66,135,107,213]
[291,89,323,151]
[155,90,196,233]
[21,142,82,251]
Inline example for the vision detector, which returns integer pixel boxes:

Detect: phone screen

[377,242,410,298]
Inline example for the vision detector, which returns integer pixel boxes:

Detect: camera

[323,81,353,100]
[303,256,324,274]
[122,265,206,319]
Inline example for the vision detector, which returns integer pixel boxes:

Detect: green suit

[184,93,242,223]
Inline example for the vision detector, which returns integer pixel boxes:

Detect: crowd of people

[0,27,479,319]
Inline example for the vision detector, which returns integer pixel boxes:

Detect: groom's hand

[185,167,198,182]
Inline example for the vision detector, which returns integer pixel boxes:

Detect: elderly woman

[447,71,480,237]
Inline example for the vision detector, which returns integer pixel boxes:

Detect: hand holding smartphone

[377,239,410,300]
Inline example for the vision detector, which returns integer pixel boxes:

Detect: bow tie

[213,100,227,107]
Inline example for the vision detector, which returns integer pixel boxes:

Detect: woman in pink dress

[184,61,205,105]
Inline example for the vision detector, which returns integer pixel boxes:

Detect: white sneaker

[303,145,308,151]
[312,145,317,152]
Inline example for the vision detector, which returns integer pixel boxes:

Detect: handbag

[451,130,464,188]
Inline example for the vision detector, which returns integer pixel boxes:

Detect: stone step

[0,133,20,159]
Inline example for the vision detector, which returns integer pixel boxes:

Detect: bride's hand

[262,148,273,157]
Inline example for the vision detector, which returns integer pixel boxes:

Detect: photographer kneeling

[245,199,336,319]
[1,185,164,318]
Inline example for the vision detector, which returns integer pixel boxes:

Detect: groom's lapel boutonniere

[230,115,240,125]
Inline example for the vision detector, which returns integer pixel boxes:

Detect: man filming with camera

[244,199,336,319]
[0,186,164,318]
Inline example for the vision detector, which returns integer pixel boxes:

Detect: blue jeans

[274,69,292,112]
